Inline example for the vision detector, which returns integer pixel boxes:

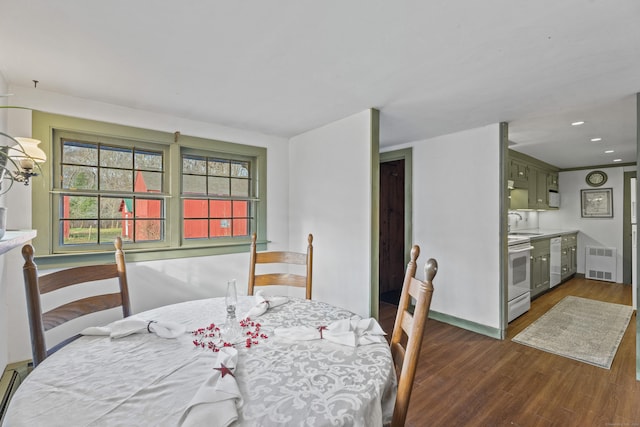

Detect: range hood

[509,188,529,210]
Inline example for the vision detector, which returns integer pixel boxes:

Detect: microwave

[549,190,560,208]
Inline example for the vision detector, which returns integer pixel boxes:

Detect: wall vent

[585,246,617,282]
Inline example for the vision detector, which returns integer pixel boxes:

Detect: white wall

[0,72,9,372]
[540,167,627,281]
[386,124,503,330]
[4,86,291,363]
[289,110,376,317]
[508,211,539,232]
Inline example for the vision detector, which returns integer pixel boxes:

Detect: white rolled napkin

[179,347,243,427]
[274,317,386,347]
[81,316,186,339]
[243,290,289,319]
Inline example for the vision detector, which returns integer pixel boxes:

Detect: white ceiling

[1,1,638,169]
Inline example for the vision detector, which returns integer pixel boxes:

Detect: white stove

[507,237,532,322]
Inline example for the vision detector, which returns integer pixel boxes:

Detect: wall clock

[586,170,607,187]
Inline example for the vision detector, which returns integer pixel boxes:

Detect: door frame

[379,148,413,278]
[623,171,637,284]
[635,92,640,381]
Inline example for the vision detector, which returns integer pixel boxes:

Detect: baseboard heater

[585,246,617,282]
[0,362,31,423]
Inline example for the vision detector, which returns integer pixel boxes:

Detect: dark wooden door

[379,159,405,301]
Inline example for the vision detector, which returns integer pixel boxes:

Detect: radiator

[585,246,617,282]
[0,362,30,423]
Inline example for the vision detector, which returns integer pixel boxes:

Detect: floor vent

[585,246,617,282]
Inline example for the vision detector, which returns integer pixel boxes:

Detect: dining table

[3,295,396,427]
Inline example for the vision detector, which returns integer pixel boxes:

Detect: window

[32,112,267,266]
[58,138,166,247]
[182,154,253,239]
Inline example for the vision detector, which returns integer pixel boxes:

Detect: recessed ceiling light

[605,150,614,153]
[591,137,602,142]
[613,159,622,162]
[571,121,585,126]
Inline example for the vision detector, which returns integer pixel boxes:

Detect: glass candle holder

[222,279,241,343]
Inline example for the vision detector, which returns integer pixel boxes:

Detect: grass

[65,227,122,244]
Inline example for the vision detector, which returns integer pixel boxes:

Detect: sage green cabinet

[531,238,550,299]
[528,168,549,209]
[561,233,578,281]
[509,158,529,188]
[508,150,559,210]
[547,172,559,191]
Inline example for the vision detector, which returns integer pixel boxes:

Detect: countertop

[509,229,579,240]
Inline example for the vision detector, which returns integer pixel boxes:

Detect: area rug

[512,296,633,369]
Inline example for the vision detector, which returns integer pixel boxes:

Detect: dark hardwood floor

[379,277,640,426]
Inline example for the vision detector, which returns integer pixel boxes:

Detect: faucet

[508,212,522,233]
[508,212,523,220]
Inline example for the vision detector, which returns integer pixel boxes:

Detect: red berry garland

[191,318,267,352]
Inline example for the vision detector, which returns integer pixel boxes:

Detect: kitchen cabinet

[528,168,550,210]
[547,172,559,191]
[530,237,550,299]
[561,232,578,281]
[508,150,559,210]
[509,158,529,188]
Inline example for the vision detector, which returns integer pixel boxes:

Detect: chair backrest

[22,237,132,367]
[248,233,313,299]
[389,245,438,427]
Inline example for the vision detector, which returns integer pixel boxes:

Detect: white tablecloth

[4,297,396,427]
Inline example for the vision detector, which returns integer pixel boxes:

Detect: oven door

[508,243,532,322]
[508,245,531,290]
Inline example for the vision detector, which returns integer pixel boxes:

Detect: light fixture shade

[11,137,46,163]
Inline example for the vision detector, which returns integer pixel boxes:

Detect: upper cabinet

[509,158,529,188]
[547,172,559,191]
[527,168,549,209]
[508,150,560,210]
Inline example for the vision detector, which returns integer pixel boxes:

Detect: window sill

[33,239,268,269]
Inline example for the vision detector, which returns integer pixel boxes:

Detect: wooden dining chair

[389,245,438,427]
[22,237,132,367]
[248,233,313,299]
